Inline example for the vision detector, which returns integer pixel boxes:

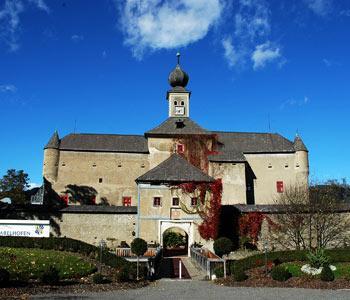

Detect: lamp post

[264,240,268,276]
[99,239,106,273]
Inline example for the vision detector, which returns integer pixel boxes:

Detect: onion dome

[168,52,189,88]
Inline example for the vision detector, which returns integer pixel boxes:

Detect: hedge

[229,248,350,274]
[0,237,127,270]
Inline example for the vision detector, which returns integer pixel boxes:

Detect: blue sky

[0,0,349,186]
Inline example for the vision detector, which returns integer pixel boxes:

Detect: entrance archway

[159,220,194,257]
[162,227,188,257]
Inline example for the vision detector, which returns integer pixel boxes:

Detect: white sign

[0,220,50,238]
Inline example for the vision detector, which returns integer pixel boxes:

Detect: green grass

[282,261,350,279]
[0,247,97,281]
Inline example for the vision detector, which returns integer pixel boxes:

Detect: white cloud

[118,0,223,59]
[0,84,17,93]
[71,34,84,42]
[280,96,310,110]
[251,42,280,69]
[222,36,240,68]
[304,0,332,16]
[27,182,41,189]
[0,0,49,51]
[222,0,282,70]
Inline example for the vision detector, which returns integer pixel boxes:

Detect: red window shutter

[60,194,69,205]
[177,144,185,153]
[123,197,132,207]
[191,197,198,206]
[276,181,284,193]
[91,196,96,205]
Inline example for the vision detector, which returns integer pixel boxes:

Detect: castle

[42,54,309,250]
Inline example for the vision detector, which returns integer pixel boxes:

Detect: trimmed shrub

[213,237,233,258]
[320,265,334,282]
[131,238,148,257]
[214,267,224,278]
[232,267,248,282]
[271,265,292,282]
[40,266,60,285]
[0,268,10,287]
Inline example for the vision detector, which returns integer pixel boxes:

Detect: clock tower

[167,53,191,118]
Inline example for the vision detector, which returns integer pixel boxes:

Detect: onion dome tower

[167,53,191,118]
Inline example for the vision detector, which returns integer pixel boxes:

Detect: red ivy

[239,212,266,245]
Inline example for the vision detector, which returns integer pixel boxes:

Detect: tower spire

[176,52,180,65]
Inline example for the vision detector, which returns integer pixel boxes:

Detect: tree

[271,183,350,250]
[0,169,30,205]
[213,237,233,257]
[131,238,148,280]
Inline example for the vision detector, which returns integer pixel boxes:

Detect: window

[123,197,132,207]
[285,163,289,168]
[191,197,198,206]
[276,181,284,193]
[153,197,161,207]
[92,163,96,167]
[99,178,103,183]
[181,101,184,105]
[268,163,272,169]
[60,194,69,205]
[174,100,178,105]
[172,197,179,206]
[177,143,185,153]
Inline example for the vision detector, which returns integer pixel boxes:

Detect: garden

[0,237,149,298]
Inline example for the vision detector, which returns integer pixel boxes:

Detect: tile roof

[136,154,214,184]
[145,117,209,137]
[59,133,149,153]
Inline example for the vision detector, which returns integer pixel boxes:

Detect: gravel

[31,279,350,300]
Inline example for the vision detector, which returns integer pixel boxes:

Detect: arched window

[174,101,178,105]
[181,101,184,105]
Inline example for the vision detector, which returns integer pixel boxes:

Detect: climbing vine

[239,212,274,245]
[171,134,223,240]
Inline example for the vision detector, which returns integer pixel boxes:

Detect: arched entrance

[159,220,194,257]
[162,227,188,257]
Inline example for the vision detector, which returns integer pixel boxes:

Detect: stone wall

[52,212,136,248]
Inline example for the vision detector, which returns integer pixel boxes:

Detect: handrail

[115,247,160,257]
[190,247,225,279]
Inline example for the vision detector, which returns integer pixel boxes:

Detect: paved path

[32,280,350,300]
[181,257,206,280]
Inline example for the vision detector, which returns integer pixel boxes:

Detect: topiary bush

[40,266,60,285]
[0,268,10,287]
[213,237,233,258]
[271,265,292,281]
[131,238,148,257]
[320,265,334,282]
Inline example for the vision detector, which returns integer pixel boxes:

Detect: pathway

[32,280,350,300]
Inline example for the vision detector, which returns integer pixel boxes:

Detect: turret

[294,134,309,185]
[43,131,60,183]
[167,53,191,118]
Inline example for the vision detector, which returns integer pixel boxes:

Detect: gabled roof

[145,117,209,137]
[59,133,149,153]
[136,154,214,184]
[294,136,308,152]
[44,131,60,149]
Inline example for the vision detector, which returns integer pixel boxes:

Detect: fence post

[206,260,211,279]
[179,260,182,279]
[223,259,226,279]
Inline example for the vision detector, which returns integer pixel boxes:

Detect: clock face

[174,106,185,115]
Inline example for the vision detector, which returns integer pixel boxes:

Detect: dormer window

[175,119,185,128]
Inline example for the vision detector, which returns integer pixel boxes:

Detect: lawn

[0,247,97,281]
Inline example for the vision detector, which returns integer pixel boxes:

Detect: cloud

[0,84,17,93]
[0,0,49,51]
[304,0,332,16]
[118,0,223,59]
[71,34,84,42]
[251,42,281,69]
[222,0,282,70]
[280,96,310,110]
[222,36,240,68]
[27,182,41,189]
